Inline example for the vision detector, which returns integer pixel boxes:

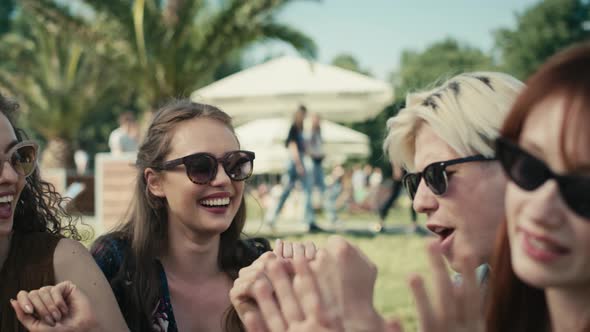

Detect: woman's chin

[0,221,13,237]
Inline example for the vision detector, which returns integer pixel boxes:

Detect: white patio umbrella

[191,56,394,124]
[235,117,369,174]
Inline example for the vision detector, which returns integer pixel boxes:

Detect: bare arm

[53,239,128,332]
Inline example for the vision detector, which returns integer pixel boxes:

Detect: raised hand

[245,255,344,332]
[231,239,317,330]
[309,236,387,332]
[408,241,484,332]
[11,281,97,332]
[231,251,279,330]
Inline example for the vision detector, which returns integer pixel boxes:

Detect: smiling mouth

[199,197,231,208]
[0,195,14,219]
[0,195,14,203]
[428,225,455,241]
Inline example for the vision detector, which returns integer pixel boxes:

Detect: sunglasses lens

[186,154,216,184]
[11,145,37,177]
[424,164,447,195]
[498,140,547,191]
[223,151,254,181]
[403,174,420,199]
[560,177,590,219]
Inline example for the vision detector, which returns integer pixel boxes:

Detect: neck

[0,232,12,271]
[160,226,223,280]
[546,285,590,331]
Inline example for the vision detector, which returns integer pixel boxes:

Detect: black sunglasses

[0,141,38,178]
[496,137,590,219]
[402,155,496,200]
[155,150,255,185]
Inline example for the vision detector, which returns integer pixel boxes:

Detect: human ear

[144,168,165,198]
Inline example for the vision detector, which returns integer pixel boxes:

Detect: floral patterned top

[91,235,270,332]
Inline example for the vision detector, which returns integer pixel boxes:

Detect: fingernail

[52,310,61,321]
[24,305,33,314]
[45,315,55,325]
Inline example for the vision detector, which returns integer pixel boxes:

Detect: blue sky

[248,0,541,79]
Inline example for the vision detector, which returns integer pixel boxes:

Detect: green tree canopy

[494,0,590,80]
[1,0,318,168]
[0,0,16,36]
[0,3,135,167]
[331,53,372,76]
[392,38,495,100]
[30,0,319,110]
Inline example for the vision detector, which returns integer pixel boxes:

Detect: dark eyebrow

[4,140,18,154]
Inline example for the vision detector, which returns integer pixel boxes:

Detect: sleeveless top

[0,231,61,332]
[92,235,270,332]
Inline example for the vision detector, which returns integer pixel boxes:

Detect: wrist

[343,306,386,332]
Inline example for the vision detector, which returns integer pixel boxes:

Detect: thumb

[55,280,76,302]
[10,299,36,329]
[56,280,76,300]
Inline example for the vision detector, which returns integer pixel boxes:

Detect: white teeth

[200,197,230,207]
[0,195,14,204]
[528,236,558,252]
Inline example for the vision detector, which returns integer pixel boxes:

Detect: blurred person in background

[109,111,139,155]
[324,164,346,226]
[265,105,321,232]
[306,113,327,215]
[375,164,418,233]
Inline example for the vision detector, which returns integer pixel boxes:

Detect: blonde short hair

[384,72,524,171]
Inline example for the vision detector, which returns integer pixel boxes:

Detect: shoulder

[90,234,130,280]
[51,240,129,331]
[52,238,114,285]
[91,233,128,258]
[53,238,94,269]
[109,128,121,139]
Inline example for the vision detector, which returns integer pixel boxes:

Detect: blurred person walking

[307,113,326,199]
[266,105,321,232]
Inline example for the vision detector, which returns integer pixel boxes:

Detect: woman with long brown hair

[91,100,275,331]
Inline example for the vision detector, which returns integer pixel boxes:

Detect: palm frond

[260,22,317,58]
[20,0,88,33]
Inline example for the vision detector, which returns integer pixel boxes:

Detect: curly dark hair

[0,94,83,240]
